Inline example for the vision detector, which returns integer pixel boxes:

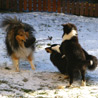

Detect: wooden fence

[0,0,98,17]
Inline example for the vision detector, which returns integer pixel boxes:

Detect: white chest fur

[15,47,32,59]
[62,30,77,42]
[52,45,61,53]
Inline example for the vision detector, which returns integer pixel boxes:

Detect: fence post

[84,2,89,16]
[0,0,1,9]
[0,0,3,9]
[33,0,37,11]
[19,0,23,12]
[1,0,6,10]
[12,0,17,12]
[10,0,13,11]
[71,2,75,14]
[57,0,61,13]
[80,3,84,16]
[6,0,9,10]
[94,4,98,17]
[38,0,42,11]
[75,2,80,15]
[24,0,27,11]
[11,0,17,11]
[48,0,52,12]
[62,0,66,13]
[29,0,32,11]
[43,0,47,11]
[53,0,56,12]
[89,3,94,17]
[67,1,70,14]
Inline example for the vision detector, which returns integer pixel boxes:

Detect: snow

[0,12,98,97]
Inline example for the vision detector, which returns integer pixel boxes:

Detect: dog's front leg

[27,54,35,70]
[11,54,19,72]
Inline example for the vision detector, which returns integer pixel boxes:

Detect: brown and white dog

[1,17,36,71]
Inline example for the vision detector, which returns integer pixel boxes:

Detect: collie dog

[1,17,36,71]
[60,23,97,87]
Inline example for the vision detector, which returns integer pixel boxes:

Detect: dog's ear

[62,23,70,27]
[25,32,29,38]
[61,24,64,27]
[61,24,66,27]
[45,47,52,53]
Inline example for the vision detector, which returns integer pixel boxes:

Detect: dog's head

[15,28,29,47]
[3,17,33,48]
[9,22,29,48]
[45,44,60,54]
[62,23,78,41]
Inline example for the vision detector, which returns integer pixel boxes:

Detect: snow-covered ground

[0,12,98,98]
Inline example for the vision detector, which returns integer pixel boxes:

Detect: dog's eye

[20,34,23,36]
[21,40,24,42]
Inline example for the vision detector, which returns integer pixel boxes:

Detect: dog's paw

[31,67,36,70]
[15,69,20,72]
[81,80,86,86]
[56,85,65,89]
[66,85,73,88]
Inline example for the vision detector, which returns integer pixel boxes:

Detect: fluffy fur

[60,23,97,87]
[1,16,36,71]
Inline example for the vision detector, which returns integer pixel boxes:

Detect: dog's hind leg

[66,68,74,87]
[11,54,19,72]
[27,54,35,70]
[81,67,86,86]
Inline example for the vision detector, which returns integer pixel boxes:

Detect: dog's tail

[87,55,98,70]
[1,16,36,34]
[1,16,22,32]
[82,49,97,70]
[83,58,97,71]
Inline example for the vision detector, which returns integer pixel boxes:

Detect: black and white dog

[45,43,97,84]
[45,44,68,75]
[59,23,97,87]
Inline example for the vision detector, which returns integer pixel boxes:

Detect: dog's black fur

[45,44,97,77]
[60,23,97,86]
